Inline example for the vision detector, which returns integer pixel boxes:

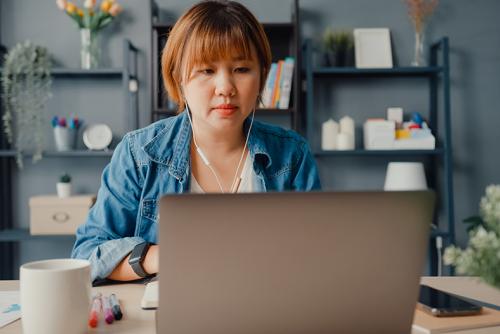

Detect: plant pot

[323,51,337,67]
[344,46,355,67]
[56,182,72,198]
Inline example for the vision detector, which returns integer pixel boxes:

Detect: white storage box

[364,120,395,150]
[29,195,96,235]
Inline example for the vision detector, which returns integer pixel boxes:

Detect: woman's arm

[71,133,149,282]
[108,245,159,281]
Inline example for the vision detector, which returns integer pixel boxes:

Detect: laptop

[156,191,435,334]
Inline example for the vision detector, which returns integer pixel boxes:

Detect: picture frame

[354,28,393,69]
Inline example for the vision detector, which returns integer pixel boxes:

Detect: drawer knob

[52,212,70,223]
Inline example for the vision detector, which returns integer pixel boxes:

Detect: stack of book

[259,57,295,109]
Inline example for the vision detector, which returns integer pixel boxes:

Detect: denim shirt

[71,111,321,281]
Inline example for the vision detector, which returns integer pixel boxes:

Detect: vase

[80,28,100,69]
[411,30,426,67]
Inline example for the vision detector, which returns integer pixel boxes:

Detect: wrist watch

[128,242,151,278]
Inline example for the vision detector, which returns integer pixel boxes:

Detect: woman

[72,0,321,282]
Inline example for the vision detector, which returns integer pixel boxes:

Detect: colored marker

[109,293,123,320]
[102,295,114,324]
[88,293,102,328]
[51,116,59,128]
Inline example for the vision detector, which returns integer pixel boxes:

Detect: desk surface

[1,277,499,333]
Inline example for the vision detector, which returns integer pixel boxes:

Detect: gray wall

[1,0,499,276]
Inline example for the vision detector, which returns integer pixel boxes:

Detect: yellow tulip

[66,2,76,14]
[109,3,122,16]
[77,8,83,17]
[100,1,111,13]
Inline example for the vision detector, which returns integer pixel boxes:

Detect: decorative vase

[80,28,100,69]
[411,30,426,67]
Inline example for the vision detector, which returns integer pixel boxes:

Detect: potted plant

[57,173,72,198]
[322,29,354,67]
[1,41,52,168]
[444,184,500,289]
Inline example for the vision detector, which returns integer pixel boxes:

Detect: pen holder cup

[54,127,78,151]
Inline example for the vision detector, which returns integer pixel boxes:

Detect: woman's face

[182,45,261,133]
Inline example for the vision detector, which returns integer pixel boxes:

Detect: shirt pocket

[141,198,158,222]
[138,198,158,239]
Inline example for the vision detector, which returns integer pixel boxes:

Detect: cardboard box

[29,195,96,235]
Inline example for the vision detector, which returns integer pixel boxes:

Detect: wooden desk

[1,277,499,333]
[0,281,155,334]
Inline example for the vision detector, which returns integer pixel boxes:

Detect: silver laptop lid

[158,191,434,334]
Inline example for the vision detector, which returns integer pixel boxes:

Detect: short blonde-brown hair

[161,0,272,113]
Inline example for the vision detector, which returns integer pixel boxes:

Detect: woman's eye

[235,67,250,73]
[198,69,214,75]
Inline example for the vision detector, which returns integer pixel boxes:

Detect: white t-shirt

[190,154,256,193]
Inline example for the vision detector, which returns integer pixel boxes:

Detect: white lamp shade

[384,162,428,191]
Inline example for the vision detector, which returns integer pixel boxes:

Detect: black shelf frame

[150,0,302,131]
[304,37,454,275]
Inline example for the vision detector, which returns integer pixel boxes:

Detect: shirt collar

[142,111,272,180]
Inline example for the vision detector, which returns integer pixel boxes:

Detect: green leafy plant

[444,185,500,289]
[322,29,354,67]
[323,29,353,52]
[59,173,72,183]
[1,41,52,168]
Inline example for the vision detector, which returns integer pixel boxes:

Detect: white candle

[321,119,339,150]
[337,132,355,150]
[340,116,355,136]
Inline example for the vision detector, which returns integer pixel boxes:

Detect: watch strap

[129,242,151,278]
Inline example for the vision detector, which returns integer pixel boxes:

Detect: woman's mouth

[212,104,238,116]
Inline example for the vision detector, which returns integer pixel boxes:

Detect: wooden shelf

[0,228,75,241]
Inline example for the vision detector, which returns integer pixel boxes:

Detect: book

[271,60,284,108]
[261,62,277,108]
[412,307,500,333]
[278,57,295,109]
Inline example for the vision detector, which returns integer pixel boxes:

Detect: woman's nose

[214,72,236,97]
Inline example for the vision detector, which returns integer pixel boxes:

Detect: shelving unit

[305,37,454,275]
[0,40,139,279]
[151,0,302,131]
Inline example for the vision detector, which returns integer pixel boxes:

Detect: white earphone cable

[185,103,254,193]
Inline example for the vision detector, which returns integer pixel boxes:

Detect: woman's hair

[161,0,272,112]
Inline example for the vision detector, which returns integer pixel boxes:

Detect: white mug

[384,162,428,191]
[20,259,92,334]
